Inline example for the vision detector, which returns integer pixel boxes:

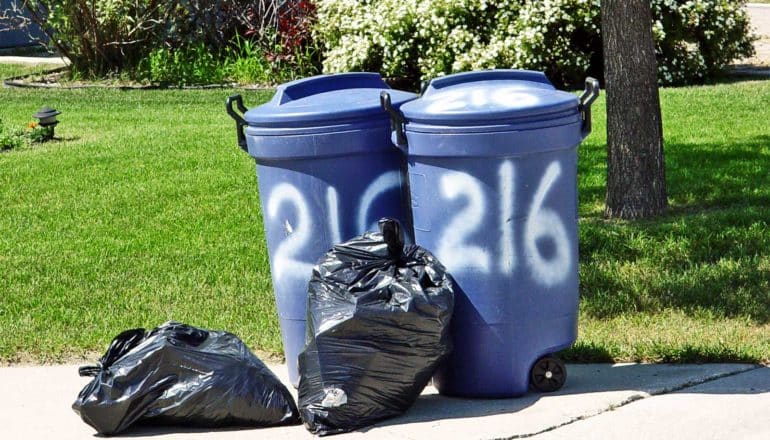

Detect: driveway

[743,3,770,66]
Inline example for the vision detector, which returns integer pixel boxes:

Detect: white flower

[315,0,754,85]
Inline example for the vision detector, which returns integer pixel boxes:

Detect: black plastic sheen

[298,218,455,436]
[72,322,300,435]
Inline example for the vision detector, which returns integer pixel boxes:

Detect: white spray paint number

[326,187,341,244]
[267,183,315,281]
[499,160,516,274]
[437,172,491,273]
[436,160,571,286]
[524,161,571,286]
[266,171,401,281]
[357,171,401,233]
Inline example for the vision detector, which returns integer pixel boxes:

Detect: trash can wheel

[530,355,567,392]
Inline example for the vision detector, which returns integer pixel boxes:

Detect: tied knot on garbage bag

[73,322,300,436]
[299,218,456,436]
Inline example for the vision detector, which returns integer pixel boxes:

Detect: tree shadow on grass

[665,135,770,211]
[562,341,763,364]
[706,70,770,86]
[579,135,770,212]
[577,135,770,322]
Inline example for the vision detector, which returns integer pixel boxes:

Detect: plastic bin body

[394,70,593,397]
[241,73,416,385]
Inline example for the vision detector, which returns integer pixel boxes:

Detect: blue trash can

[227,73,417,386]
[383,70,599,397]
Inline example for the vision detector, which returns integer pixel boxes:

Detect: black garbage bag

[73,322,300,435]
[298,218,455,436]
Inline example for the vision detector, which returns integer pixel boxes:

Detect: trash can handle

[380,91,408,150]
[579,77,600,138]
[226,95,248,152]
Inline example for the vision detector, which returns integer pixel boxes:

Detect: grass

[570,79,770,363]
[0,86,278,362]
[0,63,61,81]
[1,75,769,365]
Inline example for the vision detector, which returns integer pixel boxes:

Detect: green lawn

[573,79,770,363]
[1,71,769,364]
[0,63,61,81]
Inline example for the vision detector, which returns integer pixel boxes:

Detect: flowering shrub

[314,0,755,87]
[651,0,755,84]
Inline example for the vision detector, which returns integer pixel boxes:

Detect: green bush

[136,36,320,86]
[0,120,53,151]
[224,37,274,85]
[0,120,26,151]
[139,44,228,86]
[23,0,316,83]
[24,0,171,77]
[314,0,756,87]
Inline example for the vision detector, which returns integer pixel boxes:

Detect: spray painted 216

[435,160,571,287]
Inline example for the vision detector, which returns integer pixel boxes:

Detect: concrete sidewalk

[744,3,770,67]
[0,55,68,66]
[1,363,767,439]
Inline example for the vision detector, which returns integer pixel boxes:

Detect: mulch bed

[2,67,269,90]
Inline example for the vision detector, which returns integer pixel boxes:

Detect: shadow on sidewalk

[370,362,767,430]
[112,426,258,438]
[93,364,766,437]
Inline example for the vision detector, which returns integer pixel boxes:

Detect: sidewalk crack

[499,364,762,439]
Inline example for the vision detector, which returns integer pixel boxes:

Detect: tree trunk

[602,0,668,219]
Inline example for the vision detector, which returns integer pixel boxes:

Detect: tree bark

[602,0,668,219]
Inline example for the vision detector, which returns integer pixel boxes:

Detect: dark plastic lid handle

[579,78,600,138]
[381,91,408,149]
[226,95,249,152]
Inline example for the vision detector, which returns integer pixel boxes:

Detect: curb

[3,68,273,90]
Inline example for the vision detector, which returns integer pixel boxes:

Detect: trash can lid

[400,70,580,127]
[244,73,416,129]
